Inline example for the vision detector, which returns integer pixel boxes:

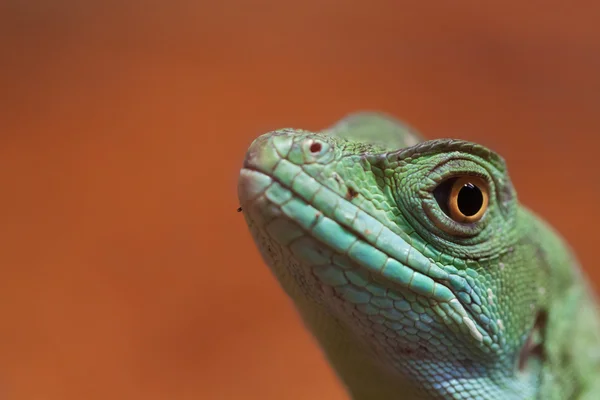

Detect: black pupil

[457,183,483,216]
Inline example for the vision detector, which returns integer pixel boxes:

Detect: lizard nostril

[309,142,322,153]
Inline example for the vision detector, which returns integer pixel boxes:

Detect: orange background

[2,2,600,399]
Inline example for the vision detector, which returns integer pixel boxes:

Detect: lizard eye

[433,176,489,223]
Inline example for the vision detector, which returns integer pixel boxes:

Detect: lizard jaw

[239,165,493,350]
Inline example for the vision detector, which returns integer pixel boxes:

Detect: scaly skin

[237,112,600,399]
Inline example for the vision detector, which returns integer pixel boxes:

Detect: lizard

[237,112,600,399]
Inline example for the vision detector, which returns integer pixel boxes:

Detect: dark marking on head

[237,206,243,212]
[346,186,358,200]
[398,347,415,356]
[518,310,547,371]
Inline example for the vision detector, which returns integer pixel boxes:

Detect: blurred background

[2,1,600,399]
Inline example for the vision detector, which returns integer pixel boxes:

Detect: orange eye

[446,176,489,223]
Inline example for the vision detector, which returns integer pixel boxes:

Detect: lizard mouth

[239,163,492,347]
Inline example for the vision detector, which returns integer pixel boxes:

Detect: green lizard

[237,112,600,399]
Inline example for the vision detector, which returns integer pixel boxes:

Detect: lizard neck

[251,222,424,399]
[294,297,425,399]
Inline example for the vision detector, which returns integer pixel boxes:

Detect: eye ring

[447,176,489,223]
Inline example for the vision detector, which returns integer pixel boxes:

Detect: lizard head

[238,113,548,398]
